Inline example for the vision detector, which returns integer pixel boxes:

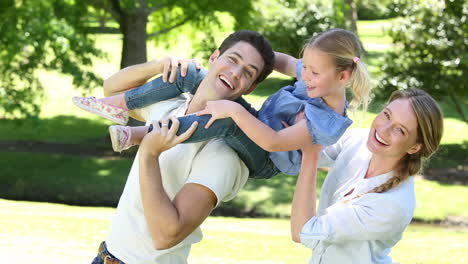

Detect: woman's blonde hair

[356,89,444,198]
[305,28,372,112]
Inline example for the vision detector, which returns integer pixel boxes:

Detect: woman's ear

[407,143,422,155]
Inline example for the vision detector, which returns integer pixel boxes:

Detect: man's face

[206,41,265,100]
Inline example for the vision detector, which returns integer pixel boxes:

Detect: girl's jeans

[124,63,279,179]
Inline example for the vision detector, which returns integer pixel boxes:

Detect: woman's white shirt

[300,128,416,264]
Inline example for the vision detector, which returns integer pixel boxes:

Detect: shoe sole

[72,98,128,125]
[108,126,122,152]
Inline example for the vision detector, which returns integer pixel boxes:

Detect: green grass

[414,178,468,220]
[0,152,131,206]
[2,150,466,221]
[1,199,466,264]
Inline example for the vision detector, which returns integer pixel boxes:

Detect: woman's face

[367,98,422,159]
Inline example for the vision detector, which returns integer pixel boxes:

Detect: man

[91,30,274,264]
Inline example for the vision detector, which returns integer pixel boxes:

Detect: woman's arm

[290,144,321,242]
[198,100,313,152]
[274,51,299,77]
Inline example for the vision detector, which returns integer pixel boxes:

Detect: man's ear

[407,143,422,155]
[243,83,257,95]
[209,49,220,65]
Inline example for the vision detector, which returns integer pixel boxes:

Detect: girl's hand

[281,110,306,128]
[196,100,242,128]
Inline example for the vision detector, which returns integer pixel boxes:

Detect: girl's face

[301,47,348,99]
[367,98,422,159]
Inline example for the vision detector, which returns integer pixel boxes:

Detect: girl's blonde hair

[306,28,371,112]
[348,89,444,201]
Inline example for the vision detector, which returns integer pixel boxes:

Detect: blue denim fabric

[91,242,125,264]
[125,63,207,110]
[174,114,279,179]
[257,60,353,175]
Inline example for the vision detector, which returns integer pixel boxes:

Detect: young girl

[292,89,443,263]
[73,28,372,179]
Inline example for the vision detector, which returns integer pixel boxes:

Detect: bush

[377,0,467,122]
[357,0,409,20]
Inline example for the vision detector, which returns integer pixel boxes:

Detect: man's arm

[138,117,217,250]
[274,51,298,77]
[139,157,217,249]
[103,57,201,97]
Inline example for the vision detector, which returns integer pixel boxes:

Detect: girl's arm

[274,51,299,77]
[198,100,312,152]
[290,144,321,242]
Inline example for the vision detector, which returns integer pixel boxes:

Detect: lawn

[1,199,466,264]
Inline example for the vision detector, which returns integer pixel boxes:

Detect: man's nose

[231,65,242,79]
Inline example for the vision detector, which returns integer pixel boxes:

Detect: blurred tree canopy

[378,0,467,122]
[0,0,254,118]
[0,0,103,118]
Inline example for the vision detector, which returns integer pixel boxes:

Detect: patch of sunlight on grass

[97,169,111,177]
[414,178,468,220]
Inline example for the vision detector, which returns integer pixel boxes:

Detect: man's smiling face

[205,41,265,100]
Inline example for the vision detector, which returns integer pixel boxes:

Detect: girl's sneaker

[72,96,129,125]
[109,125,135,152]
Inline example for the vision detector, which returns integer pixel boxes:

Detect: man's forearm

[103,60,163,97]
[139,153,184,249]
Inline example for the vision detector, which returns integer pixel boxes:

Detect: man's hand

[196,100,243,129]
[139,116,198,156]
[153,57,202,83]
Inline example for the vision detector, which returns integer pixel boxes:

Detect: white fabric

[300,128,415,264]
[106,94,249,264]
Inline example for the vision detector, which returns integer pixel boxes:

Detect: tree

[85,0,254,68]
[0,0,254,118]
[378,0,467,123]
[0,0,103,118]
[246,0,338,58]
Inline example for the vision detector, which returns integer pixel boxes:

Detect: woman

[291,89,443,263]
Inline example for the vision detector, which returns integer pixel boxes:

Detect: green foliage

[357,0,409,20]
[244,0,338,57]
[377,0,467,121]
[0,0,103,119]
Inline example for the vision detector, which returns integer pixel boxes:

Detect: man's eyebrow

[385,107,410,132]
[231,52,259,74]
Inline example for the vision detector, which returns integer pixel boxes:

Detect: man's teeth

[220,76,234,89]
[375,131,389,145]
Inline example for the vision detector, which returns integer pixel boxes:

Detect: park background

[0,0,466,263]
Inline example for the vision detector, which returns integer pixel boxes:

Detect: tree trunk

[344,0,358,34]
[120,12,148,69]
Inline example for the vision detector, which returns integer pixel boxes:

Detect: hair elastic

[353,56,360,63]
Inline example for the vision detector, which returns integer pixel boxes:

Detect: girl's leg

[125,63,206,110]
[149,114,279,178]
[108,125,149,152]
[100,93,129,110]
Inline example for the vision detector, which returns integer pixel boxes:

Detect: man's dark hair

[218,30,275,84]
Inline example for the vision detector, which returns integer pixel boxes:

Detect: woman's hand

[196,100,243,128]
[139,117,198,157]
